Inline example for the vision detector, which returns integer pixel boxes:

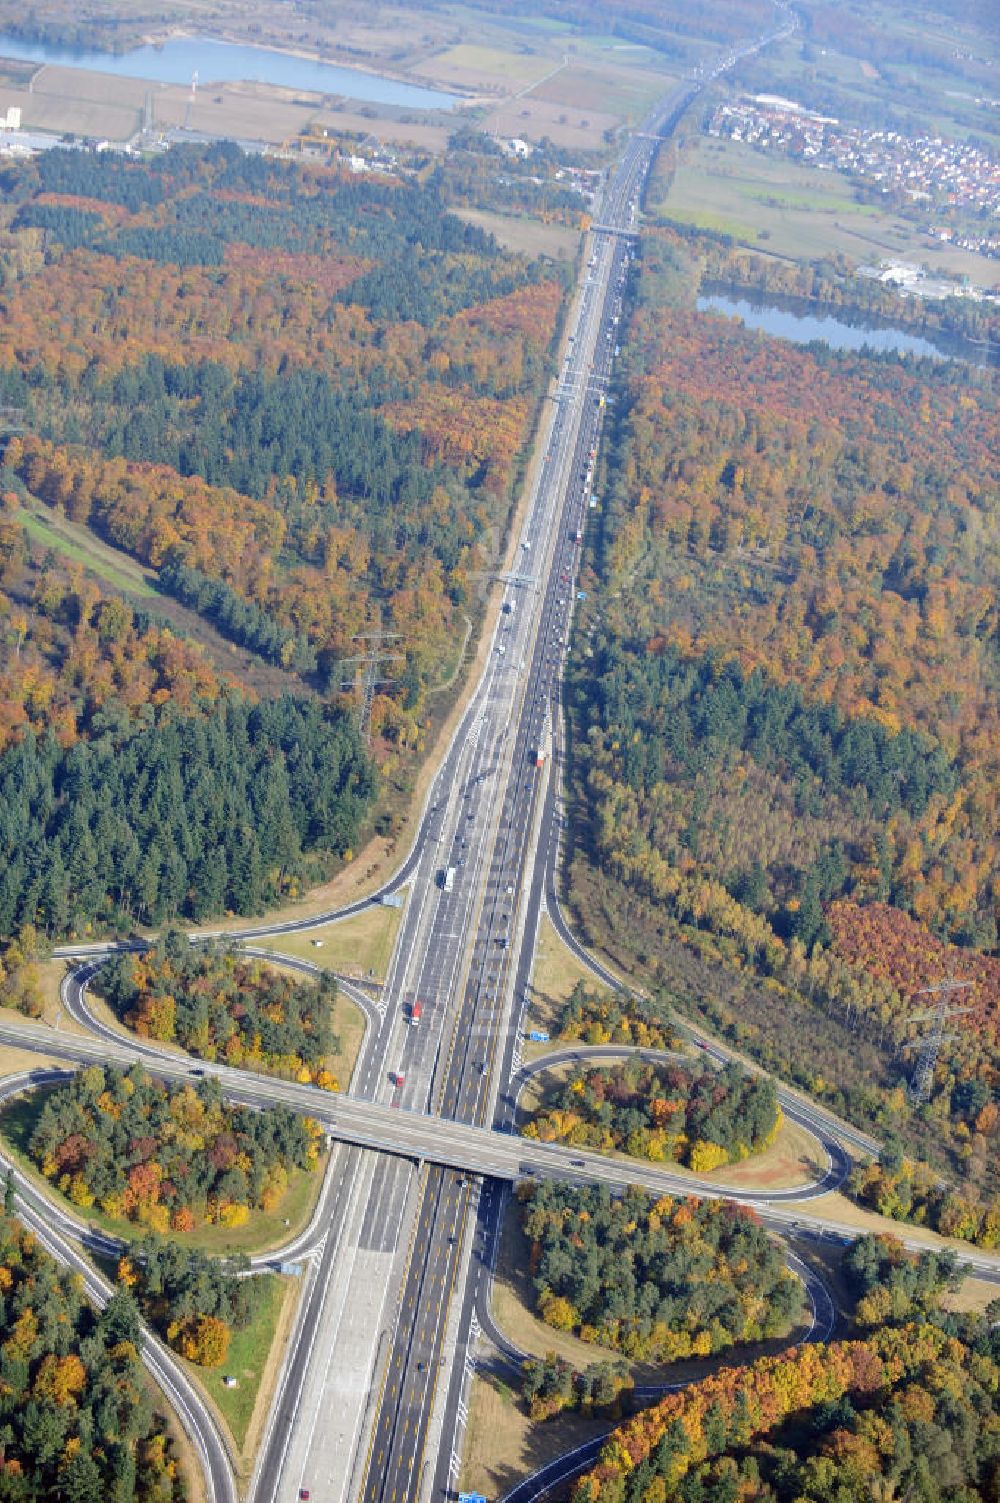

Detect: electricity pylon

[906,975,977,1104]
[338,629,404,745]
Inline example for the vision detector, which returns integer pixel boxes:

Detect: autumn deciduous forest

[567,220,999,1201]
[0,1211,187,1499]
[572,1232,1000,1503]
[519,1181,803,1362]
[522,1057,780,1172]
[0,140,565,942]
[96,936,341,1085]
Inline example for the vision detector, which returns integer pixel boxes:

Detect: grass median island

[187,1270,290,1456]
[116,1237,299,1466]
[259,897,407,985]
[460,1371,610,1503]
[524,914,609,1053]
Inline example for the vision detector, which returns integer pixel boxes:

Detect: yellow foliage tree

[539,1292,578,1332]
[687,1140,730,1174]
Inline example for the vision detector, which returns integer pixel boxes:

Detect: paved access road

[0,1071,237,1503]
[28,10,993,1503]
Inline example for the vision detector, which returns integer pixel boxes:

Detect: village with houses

[709,94,1000,261]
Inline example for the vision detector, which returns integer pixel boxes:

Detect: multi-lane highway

[16,8,990,1503]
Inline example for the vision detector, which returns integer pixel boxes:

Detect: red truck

[410,1000,423,1027]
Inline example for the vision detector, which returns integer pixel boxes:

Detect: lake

[0,33,460,111]
[697,289,992,368]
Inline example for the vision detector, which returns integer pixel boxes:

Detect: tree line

[97,937,341,1084]
[557,978,681,1052]
[25,1061,321,1234]
[522,1056,781,1173]
[520,1181,802,1364]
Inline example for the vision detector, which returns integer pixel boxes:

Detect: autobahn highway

[354,77,693,1503]
[14,1004,1000,1283]
[0,1010,852,1207]
[39,25,1000,1503]
[19,7,996,1503]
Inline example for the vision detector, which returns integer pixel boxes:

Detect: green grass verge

[17,505,156,596]
[197,1273,288,1450]
[0,1084,328,1256]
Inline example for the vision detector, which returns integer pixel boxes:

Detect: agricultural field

[453,207,582,261]
[412,43,556,93]
[0,0,700,152]
[527,57,673,123]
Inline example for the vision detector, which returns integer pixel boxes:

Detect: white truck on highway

[442,866,456,893]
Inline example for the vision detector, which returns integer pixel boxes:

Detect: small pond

[697,287,993,368]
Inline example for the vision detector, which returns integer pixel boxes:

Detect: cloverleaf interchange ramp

[6,1009,1000,1276]
[10,8,998,1503]
[0,1011,852,1205]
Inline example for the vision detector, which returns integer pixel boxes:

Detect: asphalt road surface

[22,11,997,1503]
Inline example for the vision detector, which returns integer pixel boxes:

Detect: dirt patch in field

[706,1116,828,1192]
[942,1277,1000,1316]
[460,1372,610,1502]
[454,208,581,261]
[482,95,617,151]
